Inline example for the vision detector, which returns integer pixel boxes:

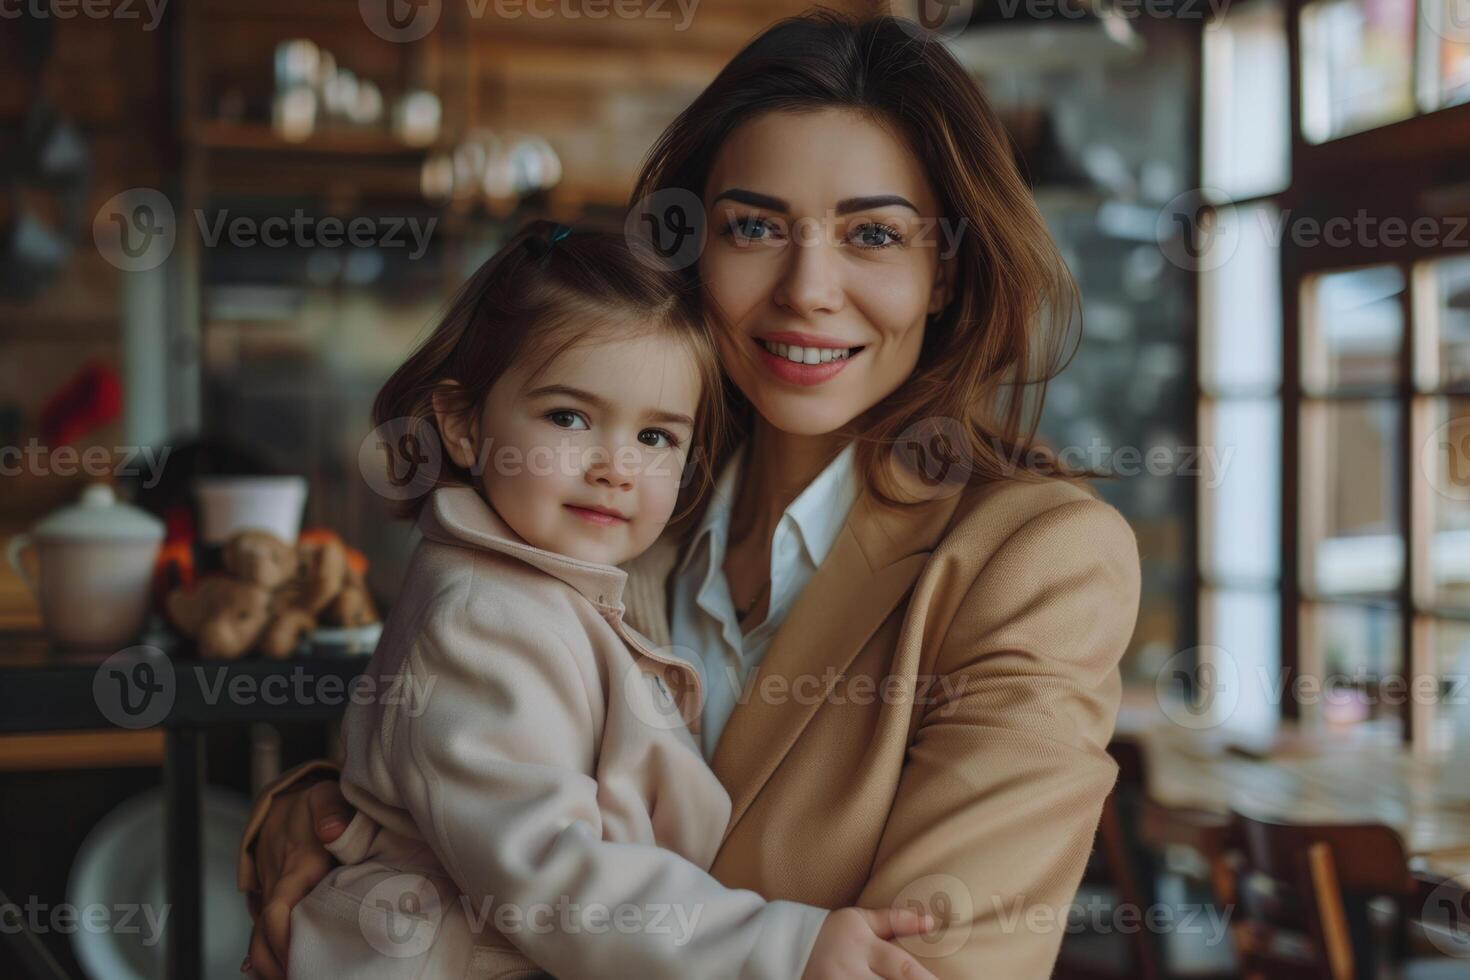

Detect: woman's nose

[771,227,845,318]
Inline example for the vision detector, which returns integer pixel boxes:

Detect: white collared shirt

[669,440,860,760]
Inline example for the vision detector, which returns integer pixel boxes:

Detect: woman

[239,11,1141,979]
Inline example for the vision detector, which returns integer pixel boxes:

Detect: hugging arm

[854,499,1141,980]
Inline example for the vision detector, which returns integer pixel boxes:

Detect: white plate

[66,786,253,980]
[307,621,382,655]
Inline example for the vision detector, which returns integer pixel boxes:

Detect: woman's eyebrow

[835,194,919,215]
[710,188,787,212]
[710,189,920,216]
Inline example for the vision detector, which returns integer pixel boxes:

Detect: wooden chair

[1226,811,1466,980]
[1055,739,1236,980]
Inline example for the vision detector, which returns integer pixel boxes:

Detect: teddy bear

[167,529,375,659]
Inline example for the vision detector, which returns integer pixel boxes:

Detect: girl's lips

[564,505,628,526]
[752,338,864,387]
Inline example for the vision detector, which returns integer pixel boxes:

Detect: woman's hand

[800,907,942,980]
[242,778,355,980]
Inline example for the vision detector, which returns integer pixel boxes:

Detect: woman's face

[435,323,701,567]
[698,108,953,437]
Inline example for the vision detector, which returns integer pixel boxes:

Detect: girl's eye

[724,215,780,243]
[545,409,588,430]
[849,222,903,249]
[639,429,680,450]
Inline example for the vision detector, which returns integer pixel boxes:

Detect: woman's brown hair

[371,219,728,521]
[632,9,1090,510]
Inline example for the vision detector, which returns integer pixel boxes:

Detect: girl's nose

[584,446,635,490]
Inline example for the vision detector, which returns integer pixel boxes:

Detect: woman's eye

[850,222,903,248]
[639,429,680,450]
[726,215,779,243]
[546,409,588,430]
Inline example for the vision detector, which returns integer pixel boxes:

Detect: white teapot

[6,483,165,649]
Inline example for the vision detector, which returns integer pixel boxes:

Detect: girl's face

[436,322,701,567]
[698,108,954,436]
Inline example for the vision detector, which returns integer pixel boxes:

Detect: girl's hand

[243,778,354,980]
[799,906,943,980]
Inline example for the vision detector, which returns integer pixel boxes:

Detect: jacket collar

[418,486,629,614]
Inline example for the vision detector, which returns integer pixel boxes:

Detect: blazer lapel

[709,481,967,838]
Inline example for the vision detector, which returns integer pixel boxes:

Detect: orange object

[299,527,368,576]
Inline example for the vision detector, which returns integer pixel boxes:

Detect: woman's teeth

[759,340,861,364]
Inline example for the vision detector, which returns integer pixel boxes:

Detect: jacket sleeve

[389,578,829,980]
[855,498,1140,980]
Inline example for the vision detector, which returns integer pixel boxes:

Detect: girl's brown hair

[371,220,728,520]
[633,10,1090,509]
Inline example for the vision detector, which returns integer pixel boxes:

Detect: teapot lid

[32,484,166,543]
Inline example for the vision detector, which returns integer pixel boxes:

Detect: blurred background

[2,0,1469,977]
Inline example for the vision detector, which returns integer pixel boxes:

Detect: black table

[0,632,369,980]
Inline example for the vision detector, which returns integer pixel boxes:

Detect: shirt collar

[675,439,859,577]
[417,486,627,613]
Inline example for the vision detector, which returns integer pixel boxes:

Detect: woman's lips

[752,338,864,387]
[564,505,628,526]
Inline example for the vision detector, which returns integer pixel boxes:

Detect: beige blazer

[240,471,1140,979]
[280,486,827,980]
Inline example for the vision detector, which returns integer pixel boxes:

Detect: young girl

[283,221,938,980]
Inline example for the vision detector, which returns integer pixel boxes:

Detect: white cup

[7,484,165,649]
[194,476,308,545]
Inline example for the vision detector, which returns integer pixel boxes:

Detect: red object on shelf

[38,361,123,447]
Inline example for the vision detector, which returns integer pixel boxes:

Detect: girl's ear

[927,252,957,317]
[430,381,480,470]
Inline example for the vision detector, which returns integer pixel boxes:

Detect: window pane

[1303,265,1405,394]
[1422,254,1470,389]
[1203,0,1291,199]
[1301,0,1416,142]
[1426,397,1470,608]
[1200,203,1283,395]
[1435,618,1470,686]
[1302,400,1403,597]
[1202,399,1281,583]
[1202,588,1281,737]
[1306,602,1404,730]
[1431,618,1470,751]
